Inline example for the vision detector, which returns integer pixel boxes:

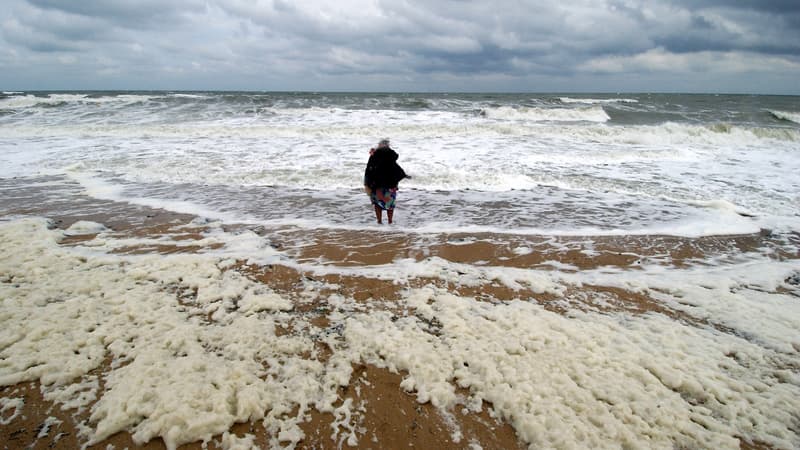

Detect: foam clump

[0,397,24,425]
[63,220,110,236]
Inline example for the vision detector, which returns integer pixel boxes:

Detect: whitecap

[770,110,800,124]
[559,97,639,104]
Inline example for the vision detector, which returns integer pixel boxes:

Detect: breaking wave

[480,105,610,123]
[770,110,800,124]
[0,93,154,110]
[559,97,639,104]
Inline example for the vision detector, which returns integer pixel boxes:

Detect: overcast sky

[1,0,799,93]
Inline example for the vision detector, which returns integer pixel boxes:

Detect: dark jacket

[364,147,407,189]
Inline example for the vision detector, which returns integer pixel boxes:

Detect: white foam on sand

[220,431,257,450]
[0,218,351,449]
[352,285,800,448]
[1,217,799,449]
[36,416,63,439]
[64,220,109,236]
[0,397,24,425]
[563,261,800,355]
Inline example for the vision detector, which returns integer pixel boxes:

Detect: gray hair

[377,138,390,148]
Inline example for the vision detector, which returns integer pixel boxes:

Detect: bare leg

[374,205,383,224]
[387,209,394,224]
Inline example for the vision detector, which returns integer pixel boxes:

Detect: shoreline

[1,183,799,449]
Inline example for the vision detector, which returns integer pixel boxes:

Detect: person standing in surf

[363,139,409,224]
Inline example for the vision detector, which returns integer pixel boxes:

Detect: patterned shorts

[370,187,397,210]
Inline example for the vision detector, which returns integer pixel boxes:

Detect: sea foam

[481,105,610,122]
[1,217,799,448]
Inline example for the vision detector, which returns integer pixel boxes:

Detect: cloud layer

[1,0,798,92]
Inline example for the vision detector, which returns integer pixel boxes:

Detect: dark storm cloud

[0,0,798,92]
[656,7,799,55]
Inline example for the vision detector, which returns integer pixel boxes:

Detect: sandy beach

[2,179,799,450]
[0,191,531,450]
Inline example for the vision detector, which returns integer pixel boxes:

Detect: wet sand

[1,182,797,449]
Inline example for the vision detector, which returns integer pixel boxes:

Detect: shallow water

[1,91,798,235]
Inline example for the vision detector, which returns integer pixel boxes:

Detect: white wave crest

[561,122,799,146]
[3,119,797,149]
[0,95,56,109]
[770,110,800,124]
[481,106,610,123]
[559,97,639,105]
[170,93,210,99]
[0,93,154,110]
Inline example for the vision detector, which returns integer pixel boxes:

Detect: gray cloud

[0,0,798,93]
[26,0,204,29]
[671,0,800,14]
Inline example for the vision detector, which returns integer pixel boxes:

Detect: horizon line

[3,89,798,96]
